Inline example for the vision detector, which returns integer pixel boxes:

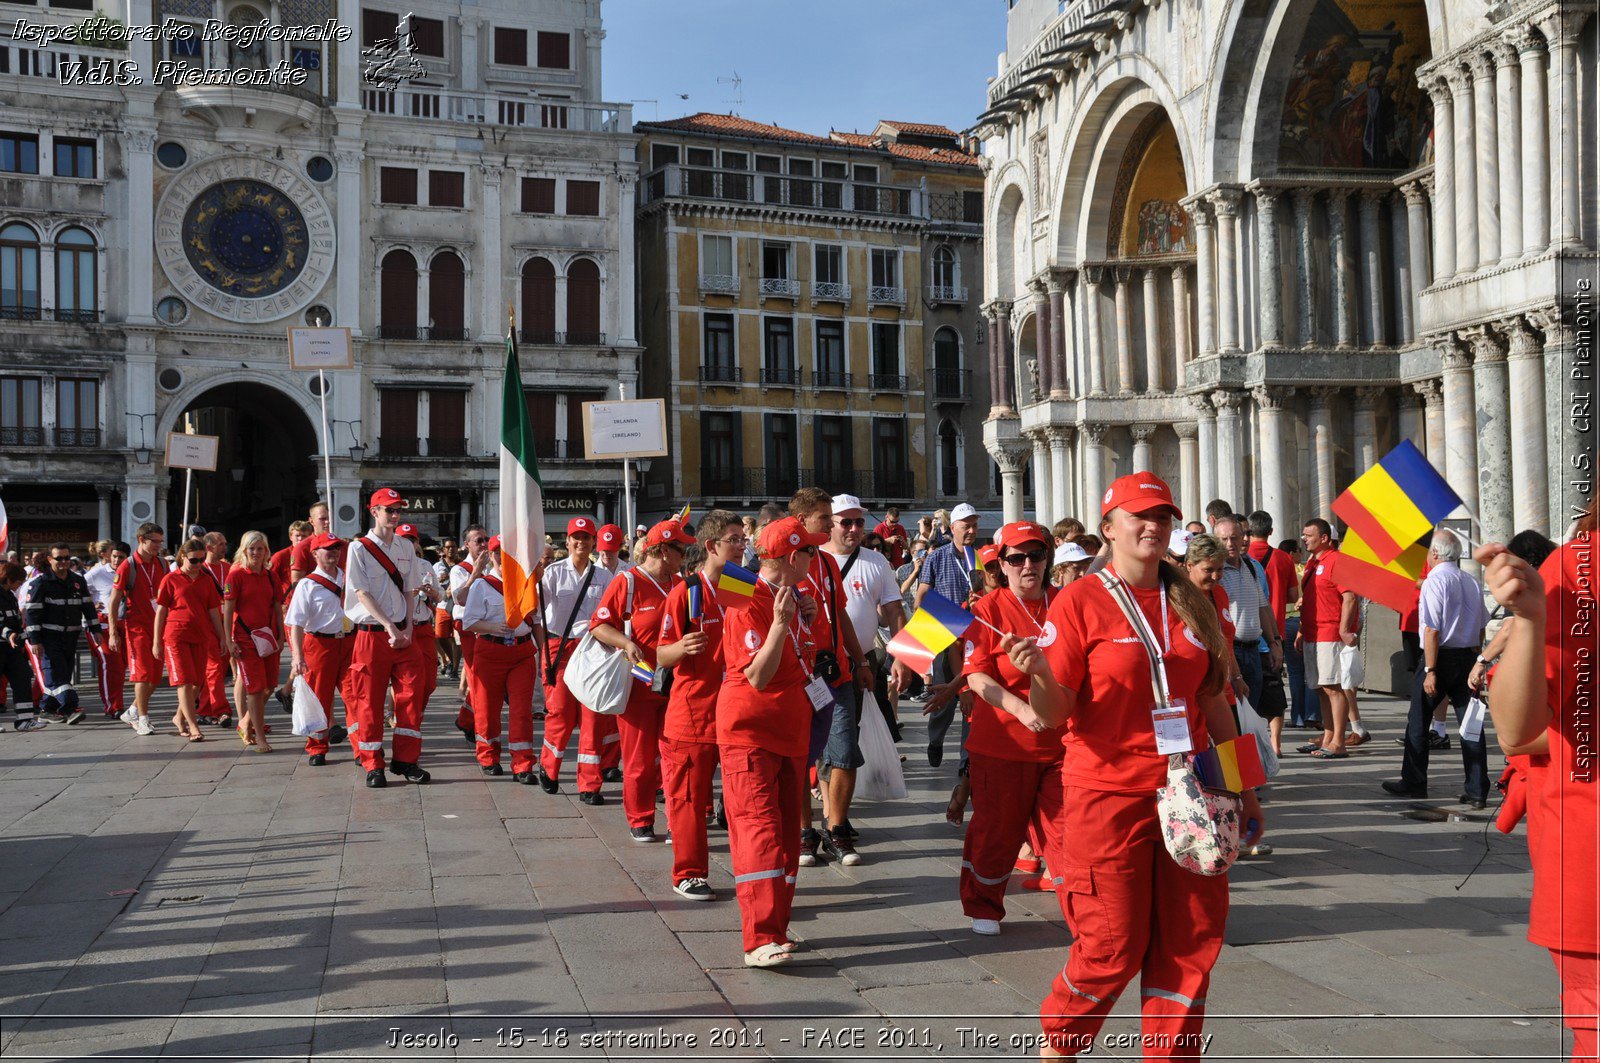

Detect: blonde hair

[1184,533,1226,568]
[233,530,270,570]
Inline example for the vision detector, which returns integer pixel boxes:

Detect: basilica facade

[979,0,1597,543]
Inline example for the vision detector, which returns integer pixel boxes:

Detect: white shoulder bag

[562,572,635,716]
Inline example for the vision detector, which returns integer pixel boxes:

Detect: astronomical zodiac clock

[154,155,336,325]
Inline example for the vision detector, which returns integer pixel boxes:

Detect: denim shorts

[820,680,864,773]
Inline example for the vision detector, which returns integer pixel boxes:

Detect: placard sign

[581,399,669,461]
[286,327,355,370]
[165,432,220,471]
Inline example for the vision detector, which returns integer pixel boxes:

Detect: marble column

[96,486,112,540]
[1192,395,1219,509]
[1357,190,1388,347]
[1468,326,1512,543]
[1193,202,1217,357]
[1171,264,1192,375]
[1439,334,1481,520]
[1176,421,1201,521]
[1390,190,1414,344]
[1130,423,1155,474]
[1397,390,1424,459]
[124,125,157,324]
[1308,387,1337,523]
[616,173,638,346]
[1048,427,1074,525]
[1414,378,1446,464]
[1253,386,1291,528]
[996,441,1030,524]
[334,146,364,330]
[1141,268,1163,392]
[1544,13,1584,248]
[1030,282,1053,400]
[479,167,503,339]
[1085,271,1107,396]
[1470,52,1502,265]
[1518,27,1551,255]
[984,307,1001,414]
[1082,424,1108,521]
[1253,186,1284,346]
[1352,386,1382,471]
[1535,309,1588,526]
[1029,429,1052,526]
[1493,42,1524,260]
[1113,270,1135,394]
[1326,190,1356,348]
[1503,316,1550,534]
[1424,75,1457,280]
[1292,189,1318,346]
[997,302,1016,411]
[1448,65,1479,272]
[1402,181,1430,330]
[1210,190,1242,353]
[1047,276,1069,397]
[1213,391,1244,509]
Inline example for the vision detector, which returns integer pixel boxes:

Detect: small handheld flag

[1332,440,1463,566]
[886,590,975,670]
[686,581,703,622]
[630,661,656,684]
[717,562,759,599]
[676,501,692,526]
[1193,736,1267,793]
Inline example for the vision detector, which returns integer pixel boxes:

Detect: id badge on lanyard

[1116,576,1194,755]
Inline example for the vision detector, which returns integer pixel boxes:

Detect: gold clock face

[182,179,309,298]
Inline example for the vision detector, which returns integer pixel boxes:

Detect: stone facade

[979,0,1598,539]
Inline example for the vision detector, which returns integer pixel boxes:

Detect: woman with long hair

[154,538,228,742]
[222,530,282,752]
[1002,474,1264,1059]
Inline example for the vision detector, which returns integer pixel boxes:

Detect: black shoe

[308,753,326,766]
[1381,780,1428,799]
[512,770,537,786]
[366,769,387,788]
[836,819,858,840]
[532,710,546,720]
[274,689,292,714]
[537,766,561,794]
[927,744,943,768]
[216,714,232,728]
[656,788,665,804]
[328,724,348,744]
[798,827,825,867]
[602,766,623,783]
[456,717,474,745]
[389,761,431,784]
[578,790,605,806]
[630,825,658,843]
[64,710,85,725]
[1427,732,1452,750]
[482,763,504,776]
[1458,793,1488,810]
[821,827,862,866]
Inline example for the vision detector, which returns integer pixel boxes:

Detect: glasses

[50,555,71,564]
[793,546,818,558]
[467,536,489,544]
[718,535,748,546]
[836,518,866,529]
[376,506,405,514]
[1003,548,1049,566]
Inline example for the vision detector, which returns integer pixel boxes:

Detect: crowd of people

[0,478,1592,1061]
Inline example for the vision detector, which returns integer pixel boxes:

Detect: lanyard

[134,555,161,593]
[697,573,725,626]
[634,567,669,601]
[758,577,816,682]
[1009,587,1053,636]
[1103,567,1172,706]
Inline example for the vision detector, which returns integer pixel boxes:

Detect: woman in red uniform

[959,522,1064,936]
[657,509,743,900]
[154,537,228,742]
[223,531,283,753]
[1475,495,1600,1062]
[590,519,688,842]
[1007,474,1264,1060]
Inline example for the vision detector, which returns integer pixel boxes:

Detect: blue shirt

[919,542,976,606]
[1417,561,1488,649]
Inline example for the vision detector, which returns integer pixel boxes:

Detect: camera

[650,664,674,697]
[813,649,841,685]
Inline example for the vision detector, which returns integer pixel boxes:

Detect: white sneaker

[971,918,1001,936]
[132,716,153,736]
[14,717,48,732]
[673,878,715,902]
[743,942,791,968]
[119,707,138,724]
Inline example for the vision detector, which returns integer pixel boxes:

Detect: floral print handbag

[1156,752,1242,876]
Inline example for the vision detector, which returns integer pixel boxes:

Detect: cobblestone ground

[0,674,1570,1061]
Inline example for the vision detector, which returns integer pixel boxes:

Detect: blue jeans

[1233,642,1265,713]
[925,650,968,766]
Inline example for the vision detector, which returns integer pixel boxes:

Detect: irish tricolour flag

[498,328,546,626]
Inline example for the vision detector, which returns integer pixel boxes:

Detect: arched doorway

[166,380,318,546]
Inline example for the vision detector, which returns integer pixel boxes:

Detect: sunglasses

[1002,548,1049,566]
[186,553,205,562]
[376,505,405,514]
[793,546,818,558]
[836,518,866,529]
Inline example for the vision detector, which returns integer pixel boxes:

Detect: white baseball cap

[1055,541,1090,564]
[830,494,867,518]
[1168,529,1194,557]
[950,502,979,523]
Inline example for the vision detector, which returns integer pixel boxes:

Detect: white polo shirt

[822,545,903,651]
[285,569,347,636]
[537,556,613,640]
[464,574,533,639]
[343,532,417,625]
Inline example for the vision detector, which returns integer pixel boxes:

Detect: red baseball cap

[567,517,596,538]
[643,520,689,550]
[597,523,624,549]
[1101,472,1181,519]
[395,523,419,541]
[978,544,1001,567]
[758,516,828,560]
[308,533,344,551]
[369,487,406,508]
[997,521,1050,550]
[487,534,502,550]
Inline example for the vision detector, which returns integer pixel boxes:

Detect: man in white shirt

[396,523,446,722]
[286,533,350,766]
[463,539,540,784]
[533,517,615,802]
[84,539,127,717]
[449,525,491,742]
[1215,517,1282,714]
[596,524,633,573]
[343,487,427,787]
[817,494,915,864]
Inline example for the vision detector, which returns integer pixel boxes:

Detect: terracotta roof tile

[635,112,832,146]
[641,113,980,170]
[877,120,959,137]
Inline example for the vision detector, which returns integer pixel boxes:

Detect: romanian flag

[1331,440,1463,566]
[630,661,656,684]
[676,502,691,526]
[886,590,973,670]
[1194,736,1267,793]
[717,562,759,599]
[686,581,703,622]
[1334,526,1428,613]
[497,326,546,627]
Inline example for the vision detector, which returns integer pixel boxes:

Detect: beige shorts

[1306,640,1363,689]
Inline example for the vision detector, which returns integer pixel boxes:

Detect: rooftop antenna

[717,70,744,113]
[631,98,659,120]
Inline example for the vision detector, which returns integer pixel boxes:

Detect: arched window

[0,223,40,320]
[932,325,962,400]
[566,258,601,344]
[932,245,957,291]
[938,419,961,497]
[54,227,97,321]
[520,258,556,342]
[379,249,418,338]
[428,251,465,340]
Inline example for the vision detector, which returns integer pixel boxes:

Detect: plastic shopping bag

[291,675,328,737]
[855,690,907,801]
[562,629,633,716]
[1459,696,1487,742]
[1236,695,1280,781]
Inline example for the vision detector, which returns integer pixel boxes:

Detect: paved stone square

[0,683,1571,1061]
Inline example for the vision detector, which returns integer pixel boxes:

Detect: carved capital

[335,150,364,170]
[1130,423,1157,444]
[1025,427,1052,447]
[1465,324,1507,363]
[1188,393,1216,419]
[1435,332,1473,371]
[1210,388,1246,413]
[1084,423,1110,445]
[1046,425,1076,448]
[1401,180,1430,207]
[1536,9,1587,46]
[1413,378,1444,406]
[1251,384,1293,410]
[617,171,637,191]
[1354,385,1387,410]
[1468,49,1497,81]
[1530,305,1574,347]
[1169,263,1189,285]
[1514,22,1547,57]
[1501,315,1542,359]
[1207,187,1242,218]
[1174,420,1200,441]
[1491,38,1520,69]
[1250,184,1282,214]
[125,129,157,153]
[1357,186,1388,209]
[1444,64,1473,94]
[1308,385,1340,409]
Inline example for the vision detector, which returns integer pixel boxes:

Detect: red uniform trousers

[617,687,668,829]
[661,737,719,884]
[721,745,804,953]
[200,639,229,717]
[411,627,438,708]
[453,629,476,733]
[86,624,125,715]
[346,627,424,771]
[539,639,606,792]
[123,622,161,685]
[469,636,537,773]
[960,752,1064,922]
[1554,949,1600,1061]
[599,712,621,772]
[302,632,353,756]
[1041,787,1228,1060]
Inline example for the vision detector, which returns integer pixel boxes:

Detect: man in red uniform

[719,516,828,968]
[450,525,491,742]
[197,531,232,725]
[533,518,615,801]
[462,537,539,782]
[873,506,909,568]
[395,524,444,717]
[343,487,428,787]
[268,520,312,710]
[1296,518,1359,758]
[285,533,350,765]
[290,502,350,583]
[105,522,165,736]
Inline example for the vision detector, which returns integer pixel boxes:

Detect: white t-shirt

[822,546,903,650]
[285,569,346,635]
[342,532,418,625]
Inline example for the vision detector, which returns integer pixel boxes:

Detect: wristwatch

[1422,666,1434,674]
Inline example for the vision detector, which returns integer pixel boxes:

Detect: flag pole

[180,412,194,535]
[618,381,634,538]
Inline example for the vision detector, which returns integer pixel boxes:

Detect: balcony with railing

[0,426,41,446]
[811,281,851,303]
[814,370,852,390]
[54,427,100,448]
[743,467,803,498]
[872,470,916,500]
[0,305,41,322]
[378,435,420,457]
[641,164,926,220]
[868,286,907,306]
[926,284,969,305]
[698,273,740,295]
[699,364,742,385]
[516,329,608,346]
[364,87,630,133]
[760,366,801,387]
[932,368,973,402]
[758,277,800,299]
[869,372,908,391]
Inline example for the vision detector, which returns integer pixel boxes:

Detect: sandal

[237,726,254,746]
[188,732,205,743]
[1295,742,1323,754]
[946,779,970,826]
[1310,748,1349,759]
